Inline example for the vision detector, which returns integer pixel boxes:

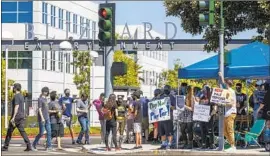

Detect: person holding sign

[199,85,217,149]
[159,85,176,150]
[179,86,195,149]
[218,72,237,152]
[151,89,162,145]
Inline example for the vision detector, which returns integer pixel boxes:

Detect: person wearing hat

[32,87,53,151]
[218,72,237,152]
[2,83,32,152]
[48,91,64,150]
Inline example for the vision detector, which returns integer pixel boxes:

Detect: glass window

[58,8,63,29]
[80,17,85,36]
[42,51,47,70]
[66,11,71,32]
[66,53,70,73]
[42,2,48,24]
[8,59,17,69]
[18,1,33,12]
[2,2,17,12]
[18,59,32,69]
[92,21,96,39]
[86,19,90,38]
[73,14,78,33]
[18,12,33,23]
[50,51,56,71]
[18,51,32,58]
[50,5,56,27]
[2,13,17,23]
[8,51,17,58]
[58,52,63,72]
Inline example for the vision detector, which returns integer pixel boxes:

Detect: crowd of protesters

[2,76,270,152]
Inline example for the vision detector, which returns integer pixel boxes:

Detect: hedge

[1,126,101,136]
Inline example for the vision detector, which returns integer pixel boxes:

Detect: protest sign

[193,104,210,122]
[148,97,170,123]
[176,95,185,111]
[210,88,231,105]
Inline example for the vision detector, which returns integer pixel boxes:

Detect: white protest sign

[176,95,185,111]
[210,88,231,105]
[148,97,170,123]
[193,104,210,122]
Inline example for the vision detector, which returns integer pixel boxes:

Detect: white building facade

[2,1,168,125]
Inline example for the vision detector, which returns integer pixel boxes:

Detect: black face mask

[164,90,170,95]
[65,93,70,97]
[236,87,241,93]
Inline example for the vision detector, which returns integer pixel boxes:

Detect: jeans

[77,116,89,142]
[100,120,106,143]
[33,119,52,148]
[4,118,31,148]
[181,122,193,143]
[105,120,118,148]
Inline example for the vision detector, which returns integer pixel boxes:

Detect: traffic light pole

[104,46,114,98]
[218,0,225,151]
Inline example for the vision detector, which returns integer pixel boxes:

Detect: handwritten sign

[176,95,185,111]
[193,104,210,122]
[210,88,231,105]
[148,97,170,123]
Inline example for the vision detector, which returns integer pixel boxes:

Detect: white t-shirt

[225,88,237,117]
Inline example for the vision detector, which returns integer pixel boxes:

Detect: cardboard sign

[148,97,170,123]
[176,95,185,111]
[210,88,231,105]
[193,104,210,122]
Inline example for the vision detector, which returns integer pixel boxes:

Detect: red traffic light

[99,8,112,19]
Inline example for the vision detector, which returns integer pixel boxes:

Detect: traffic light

[199,0,215,26]
[98,3,115,47]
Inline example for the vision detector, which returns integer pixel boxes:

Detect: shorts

[127,119,134,132]
[153,122,158,129]
[62,115,72,128]
[51,123,64,138]
[158,120,173,137]
[142,118,149,130]
[134,122,142,133]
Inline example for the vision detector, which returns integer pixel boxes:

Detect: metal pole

[218,0,225,151]
[104,46,114,98]
[63,51,66,92]
[5,47,9,129]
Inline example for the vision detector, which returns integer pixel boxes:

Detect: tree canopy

[1,58,16,102]
[164,0,270,52]
[113,50,142,87]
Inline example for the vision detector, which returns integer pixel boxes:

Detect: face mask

[181,88,186,94]
[65,93,70,97]
[164,90,170,95]
[236,88,241,92]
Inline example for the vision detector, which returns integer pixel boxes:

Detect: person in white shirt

[218,72,237,152]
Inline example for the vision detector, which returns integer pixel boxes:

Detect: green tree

[113,50,142,87]
[72,51,91,97]
[164,0,270,52]
[1,58,15,102]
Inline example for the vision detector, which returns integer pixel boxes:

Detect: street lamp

[89,51,98,127]
[2,31,14,129]
[59,41,72,94]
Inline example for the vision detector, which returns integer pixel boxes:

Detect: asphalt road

[1,137,101,155]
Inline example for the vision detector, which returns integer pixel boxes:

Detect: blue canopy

[178,42,270,79]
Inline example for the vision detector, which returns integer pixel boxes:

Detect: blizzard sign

[148,97,170,124]
[210,88,231,105]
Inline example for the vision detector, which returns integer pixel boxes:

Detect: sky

[110,1,258,69]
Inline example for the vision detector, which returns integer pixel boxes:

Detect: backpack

[103,107,114,120]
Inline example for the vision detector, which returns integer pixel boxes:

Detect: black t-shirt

[133,100,141,123]
[236,92,247,115]
[262,90,270,120]
[11,93,25,120]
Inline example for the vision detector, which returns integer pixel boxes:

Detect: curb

[1,134,100,139]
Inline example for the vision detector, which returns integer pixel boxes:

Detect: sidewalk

[82,144,269,155]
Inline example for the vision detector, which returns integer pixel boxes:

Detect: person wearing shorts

[48,91,64,150]
[125,97,134,143]
[59,89,75,144]
[141,94,150,143]
[159,85,175,150]
[132,91,142,149]
[152,89,162,144]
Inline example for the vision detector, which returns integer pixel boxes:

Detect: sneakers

[46,147,55,152]
[105,147,111,151]
[1,146,8,151]
[31,144,37,151]
[76,140,83,145]
[85,140,90,145]
[115,147,121,151]
[225,146,237,152]
[72,140,75,145]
